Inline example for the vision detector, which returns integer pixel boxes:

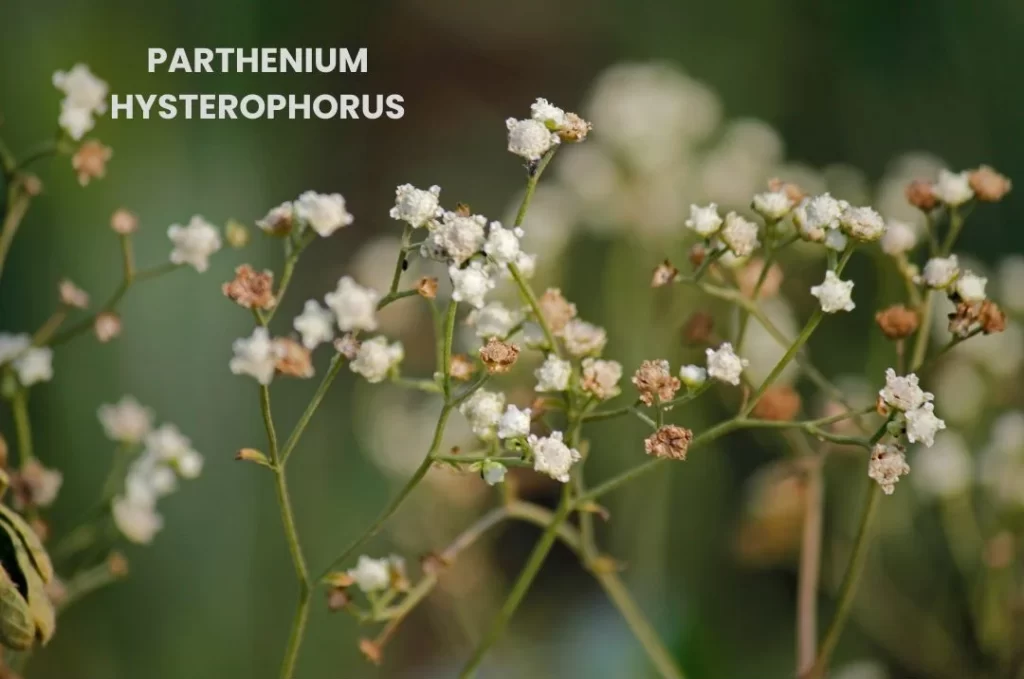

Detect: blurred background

[2,1,1024,677]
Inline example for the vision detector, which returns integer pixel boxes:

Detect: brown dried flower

[538,288,577,335]
[632,360,681,406]
[969,165,1012,202]
[875,304,920,340]
[11,459,63,509]
[644,425,693,460]
[224,219,249,248]
[651,259,679,288]
[326,587,351,612]
[334,334,360,359]
[479,338,520,374]
[736,258,783,299]
[454,202,472,217]
[558,112,592,143]
[416,276,438,300]
[21,174,43,196]
[111,208,139,235]
[768,178,807,205]
[682,312,715,346]
[222,264,276,310]
[107,551,130,577]
[906,179,938,212]
[751,385,802,422]
[58,279,90,309]
[358,638,383,665]
[94,311,122,342]
[979,300,1006,335]
[449,354,476,381]
[72,139,112,186]
[688,243,707,268]
[273,338,314,378]
[948,302,977,339]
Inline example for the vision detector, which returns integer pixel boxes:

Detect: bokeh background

[2,1,1024,677]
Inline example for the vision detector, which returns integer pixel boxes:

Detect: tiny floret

[879,369,932,412]
[919,255,960,289]
[483,223,524,266]
[535,354,572,392]
[679,365,708,388]
[868,442,910,495]
[506,118,559,161]
[168,216,222,272]
[803,193,844,232]
[324,276,380,332]
[955,271,988,303]
[530,98,567,129]
[348,556,391,593]
[705,343,748,386]
[294,300,335,349]
[479,338,520,374]
[528,431,581,483]
[685,203,723,238]
[497,405,532,439]
[752,190,793,221]
[229,327,279,385]
[422,211,487,265]
[467,302,522,339]
[904,402,946,447]
[632,359,681,405]
[538,288,577,335]
[295,191,354,237]
[481,461,508,486]
[644,425,693,461]
[561,319,607,357]
[390,184,441,228]
[449,261,495,309]
[880,220,917,256]
[256,202,294,236]
[459,390,506,438]
[719,212,760,258]
[13,347,53,386]
[840,205,886,242]
[810,270,856,313]
[581,358,623,400]
[932,169,974,207]
[349,336,403,384]
[98,396,154,444]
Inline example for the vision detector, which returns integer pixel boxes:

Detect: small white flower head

[804,193,844,232]
[293,300,335,349]
[840,205,886,242]
[920,255,960,289]
[12,347,53,386]
[467,302,522,339]
[561,319,607,357]
[98,396,154,444]
[481,460,508,486]
[58,103,95,141]
[256,201,294,235]
[679,364,708,388]
[932,169,974,207]
[719,212,760,258]
[581,358,623,400]
[168,215,222,272]
[810,270,856,313]
[904,403,946,447]
[914,431,971,498]
[705,342,748,386]
[824,229,849,252]
[229,327,278,385]
[459,389,506,438]
[112,498,163,544]
[793,201,824,243]
[530,98,567,129]
[483,222,524,266]
[685,203,723,238]
[324,276,380,332]
[53,64,108,114]
[955,270,988,303]
[506,117,559,161]
[145,424,203,479]
[880,369,933,412]
[294,191,353,237]
[868,442,910,495]
[389,184,441,228]
[528,431,581,483]
[752,190,793,221]
[534,354,572,392]
[348,555,391,593]
[16,460,63,508]
[0,333,31,365]
[497,405,532,439]
[422,211,487,265]
[513,251,537,279]
[349,336,404,384]
[880,220,918,256]
[449,261,495,309]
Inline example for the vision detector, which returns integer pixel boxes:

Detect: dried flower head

[875,305,919,340]
[644,425,693,461]
[751,386,802,422]
[905,179,938,212]
[767,178,807,205]
[682,312,715,345]
[947,301,979,339]
[449,354,476,381]
[273,338,314,379]
[538,288,577,335]
[979,300,1007,335]
[581,358,623,400]
[22,174,43,197]
[111,208,139,235]
[222,264,276,310]
[868,442,910,495]
[72,139,112,186]
[557,111,592,142]
[257,202,294,236]
[12,459,63,508]
[688,243,707,268]
[969,165,1012,202]
[334,333,360,359]
[94,311,122,342]
[416,276,438,300]
[479,338,520,374]
[651,260,679,288]
[58,279,89,309]
[632,359,681,406]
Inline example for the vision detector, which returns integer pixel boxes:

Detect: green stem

[736,239,776,351]
[280,354,347,464]
[442,300,458,401]
[0,183,31,284]
[11,389,33,465]
[512,149,557,228]
[909,291,932,372]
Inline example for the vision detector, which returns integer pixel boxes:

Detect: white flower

[810,270,855,313]
[58,103,95,141]
[467,302,522,339]
[0,333,30,365]
[904,403,946,447]
[528,431,581,483]
[879,369,932,412]
[793,201,824,243]
[513,251,537,278]
[497,405,532,439]
[535,354,571,392]
[752,191,793,221]
[13,347,53,386]
[705,342,748,386]
[421,212,487,265]
[581,358,622,400]
[803,193,844,231]
[955,270,987,303]
[168,215,222,272]
[483,223,524,266]
[389,184,441,228]
[112,497,163,544]
[932,169,974,206]
[506,118,559,161]
[324,277,380,332]
[530,98,566,129]
[840,206,886,242]
[17,460,63,508]
[256,202,293,234]
[679,364,707,388]
[229,327,279,385]
[868,442,910,495]
[880,220,917,255]
[913,432,971,498]
[99,396,154,444]
[481,461,508,486]
[449,261,495,309]
[53,64,108,114]
[294,191,353,237]
[824,229,849,252]
[459,389,506,438]
[349,336,403,384]
[293,300,335,349]
[685,203,723,238]
[561,319,607,357]
[719,212,760,257]
[920,255,960,289]
[145,425,202,479]
[348,555,391,593]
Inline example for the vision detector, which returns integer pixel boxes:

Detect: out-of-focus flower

[295,191,353,237]
[14,460,64,508]
[955,271,987,303]
[875,305,919,340]
[561,319,607,357]
[528,431,580,483]
[98,396,154,444]
[969,165,1012,202]
[880,220,917,255]
[229,327,278,385]
[112,498,163,544]
[913,432,971,498]
[325,277,380,332]
[72,140,112,186]
[294,300,335,349]
[931,169,974,206]
[467,302,522,339]
[348,555,390,593]
[390,184,441,228]
[752,386,801,421]
[168,215,222,272]
[111,208,139,235]
[274,338,314,379]
[811,270,855,313]
[736,258,783,299]
[538,289,577,336]
[919,255,960,289]
[905,179,939,212]
[13,347,53,386]
[94,311,122,342]
[349,337,403,384]
[997,256,1024,313]
[59,279,90,309]
[535,354,571,392]
[145,425,203,479]
[53,64,108,140]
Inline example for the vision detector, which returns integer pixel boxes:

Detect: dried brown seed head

[538,288,577,335]
[449,354,476,381]
[454,202,472,217]
[688,243,707,268]
[969,165,1012,202]
[94,311,122,343]
[58,279,89,309]
[682,312,715,346]
[72,140,113,186]
[768,178,807,205]
[644,425,693,460]
[979,300,1006,335]
[875,304,920,340]
[222,264,276,310]
[273,338,314,378]
[558,112,592,143]
[948,301,977,339]
[631,359,681,406]
[416,276,438,300]
[751,385,802,422]
[651,259,679,288]
[479,338,520,374]
[111,208,139,235]
[906,179,938,211]
[358,638,383,665]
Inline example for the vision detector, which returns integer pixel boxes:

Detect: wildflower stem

[280,353,347,464]
[796,458,824,675]
[387,224,412,296]
[55,557,125,613]
[941,207,964,255]
[735,243,777,351]
[11,388,34,465]
[512,148,557,228]
[442,300,458,401]
[0,181,32,284]
[909,292,932,372]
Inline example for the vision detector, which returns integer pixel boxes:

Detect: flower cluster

[53,64,108,140]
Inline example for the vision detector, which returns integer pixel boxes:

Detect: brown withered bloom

[875,304,920,340]
[969,165,1012,202]
[111,208,139,235]
[632,360,681,406]
[58,279,90,309]
[454,202,472,217]
[449,354,476,381]
[644,425,693,460]
[979,300,1006,335]
[21,173,43,196]
[326,587,351,612]
[948,302,976,339]
[273,338,314,378]
[94,311,122,342]
[416,276,438,300]
[479,338,520,374]
[688,243,707,268]
[651,260,679,288]
[538,288,577,335]
[334,334,360,359]
[768,177,807,205]
[420,552,451,577]
[72,139,113,186]
[107,552,130,578]
[906,179,938,211]
[682,312,715,346]
[222,264,276,310]
[558,112,592,143]
[358,639,383,665]
[751,385,802,422]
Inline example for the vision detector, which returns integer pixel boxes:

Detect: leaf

[0,505,54,583]
[0,565,33,651]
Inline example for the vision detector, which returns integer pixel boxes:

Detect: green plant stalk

[11,388,34,465]
[280,354,347,464]
[796,459,824,675]
[0,182,32,284]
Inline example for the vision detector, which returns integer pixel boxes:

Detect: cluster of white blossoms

[0,333,55,387]
[99,396,202,544]
[168,215,223,272]
[53,63,108,140]
[916,254,989,304]
[257,191,354,238]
